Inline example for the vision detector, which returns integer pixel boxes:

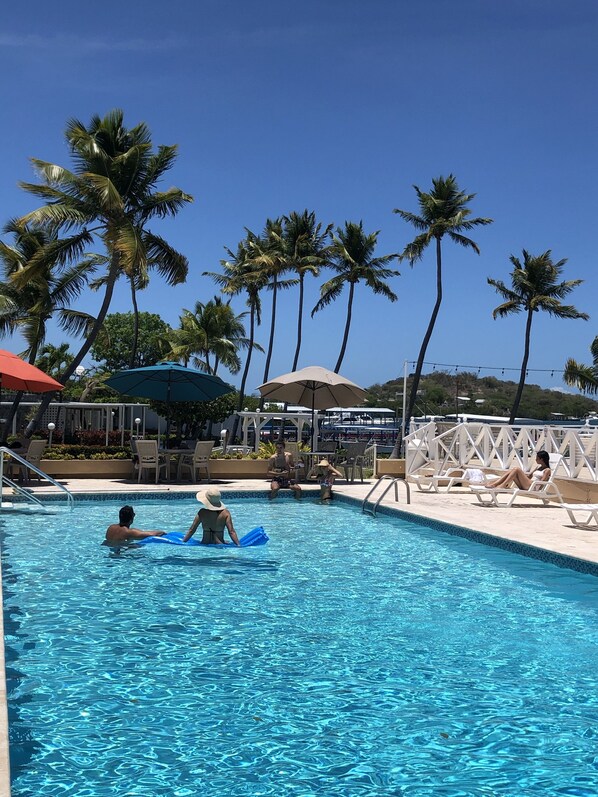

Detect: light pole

[134,417,141,438]
[47,422,56,447]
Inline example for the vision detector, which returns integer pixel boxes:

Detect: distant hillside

[365,370,598,421]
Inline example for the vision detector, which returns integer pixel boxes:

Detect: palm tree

[488,250,588,423]
[35,343,74,377]
[282,210,333,372]
[16,109,192,433]
[394,175,493,435]
[0,220,94,441]
[205,239,268,441]
[312,221,399,373]
[564,337,598,395]
[168,296,260,376]
[250,219,298,407]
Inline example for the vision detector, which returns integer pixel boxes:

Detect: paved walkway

[22,476,598,566]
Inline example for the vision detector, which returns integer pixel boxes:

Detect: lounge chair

[410,466,499,493]
[470,454,564,508]
[561,504,598,529]
[338,440,369,483]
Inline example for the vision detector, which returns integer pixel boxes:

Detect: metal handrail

[362,475,411,517]
[0,447,74,511]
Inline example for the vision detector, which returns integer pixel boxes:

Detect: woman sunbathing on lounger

[485,450,551,490]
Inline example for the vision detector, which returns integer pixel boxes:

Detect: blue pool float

[137,526,268,547]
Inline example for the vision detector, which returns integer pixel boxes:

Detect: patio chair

[338,440,369,483]
[177,440,214,482]
[410,465,500,493]
[470,454,564,508]
[136,440,169,483]
[23,440,47,483]
[561,504,598,529]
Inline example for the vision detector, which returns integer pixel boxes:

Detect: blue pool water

[2,496,598,797]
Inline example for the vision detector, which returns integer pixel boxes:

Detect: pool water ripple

[2,497,598,796]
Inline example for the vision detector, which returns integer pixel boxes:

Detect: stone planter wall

[375,458,406,479]
[40,459,133,479]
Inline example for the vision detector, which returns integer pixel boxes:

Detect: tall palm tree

[16,109,192,433]
[0,219,94,440]
[312,221,399,373]
[394,175,493,435]
[250,219,298,407]
[205,238,268,441]
[35,343,74,377]
[282,210,333,372]
[564,337,598,395]
[488,250,588,423]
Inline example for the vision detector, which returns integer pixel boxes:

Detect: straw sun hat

[196,488,226,511]
[317,459,329,468]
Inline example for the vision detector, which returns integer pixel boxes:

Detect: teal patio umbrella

[105,362,233,444]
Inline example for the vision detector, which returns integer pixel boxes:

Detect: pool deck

[19,475,598,566]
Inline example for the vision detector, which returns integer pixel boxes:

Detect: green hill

[365,370,598,421]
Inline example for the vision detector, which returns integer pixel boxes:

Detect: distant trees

[488,250,588,423]
[90,311,171,371]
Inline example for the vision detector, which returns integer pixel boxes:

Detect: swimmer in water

[104,505,166,545]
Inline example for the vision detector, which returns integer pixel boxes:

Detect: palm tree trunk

[291,273,305,372]
[509,308,533,424]
[25,255,121,437]
[129,276,140,368]
[231,303,256,443]
[334,282,355,373]
[390,237,443,459]
[259,275,278,409]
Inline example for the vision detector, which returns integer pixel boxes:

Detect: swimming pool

[2,495,598,796]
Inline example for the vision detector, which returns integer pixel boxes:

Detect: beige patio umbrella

[257,365,367,449]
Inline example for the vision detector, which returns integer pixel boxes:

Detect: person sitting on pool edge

[267,440,302,500]
[183,488,240,545]
[315,458,343,501]
[104,505,167,545]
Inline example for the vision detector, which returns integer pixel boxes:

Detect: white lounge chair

[561,504,598,529]
[410,466,499,493]
[470,454,564,508]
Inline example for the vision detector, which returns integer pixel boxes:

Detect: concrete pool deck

[20,475,598,567]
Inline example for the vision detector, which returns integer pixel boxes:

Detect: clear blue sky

[1,0,596,395]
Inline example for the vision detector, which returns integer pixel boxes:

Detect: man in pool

[267,440,302,500]
[104,505,167,545]
[182,488,240,546]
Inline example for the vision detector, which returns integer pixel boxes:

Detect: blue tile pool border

[11,489,598,577]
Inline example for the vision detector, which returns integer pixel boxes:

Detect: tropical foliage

[564,336,598,395]
[90,311,172,371]
[488,250,588,422]
[15,109,192,433]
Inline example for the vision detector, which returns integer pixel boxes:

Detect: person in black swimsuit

[182,488,240,545]
[267,441,302,500]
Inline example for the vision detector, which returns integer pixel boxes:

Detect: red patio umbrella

[0,349,63,393]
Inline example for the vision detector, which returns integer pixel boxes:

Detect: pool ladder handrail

[362,475,410,517]
[0,447,74,511]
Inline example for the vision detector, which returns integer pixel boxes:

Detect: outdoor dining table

[158,448,194,481]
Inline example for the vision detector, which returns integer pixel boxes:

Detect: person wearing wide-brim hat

[182,488,240,545]
[315,459,343,502]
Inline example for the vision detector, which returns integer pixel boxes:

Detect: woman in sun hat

[182,488,240,545]
[315,459,343,501]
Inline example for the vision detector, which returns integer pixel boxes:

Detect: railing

[363,475,411,516]
[0,447,74,511]
[404,423,598,482]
